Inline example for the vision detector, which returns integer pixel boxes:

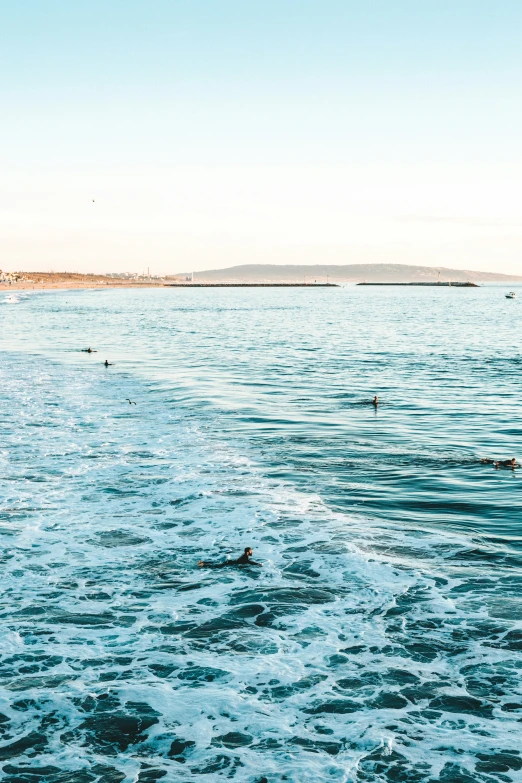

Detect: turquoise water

[0,285,521,782]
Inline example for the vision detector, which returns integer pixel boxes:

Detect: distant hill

[190,264,522,284]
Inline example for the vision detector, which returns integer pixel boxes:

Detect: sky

[1,0,522,276]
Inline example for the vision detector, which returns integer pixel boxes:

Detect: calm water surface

[0,286,521,782]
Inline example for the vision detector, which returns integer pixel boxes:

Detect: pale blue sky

[1,1,522,274]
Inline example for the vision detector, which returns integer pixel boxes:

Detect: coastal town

[0,270,32,284]
[0,270,170,290]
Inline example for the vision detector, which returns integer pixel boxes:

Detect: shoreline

[2,280,341,291]
[0,281,164,292]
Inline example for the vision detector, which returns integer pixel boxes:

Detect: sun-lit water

[1,285,521,783]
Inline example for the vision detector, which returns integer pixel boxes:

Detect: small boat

[506,291,516,299]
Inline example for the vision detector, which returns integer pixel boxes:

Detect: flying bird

[126,399,136,405]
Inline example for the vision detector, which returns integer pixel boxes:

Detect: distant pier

[164,283,339,287]
[357,282,478,287]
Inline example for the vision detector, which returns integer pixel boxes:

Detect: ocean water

[0,285,521,783]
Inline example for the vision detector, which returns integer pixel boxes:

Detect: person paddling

[495,458,519,469]
[483,457,519,469]
[198,547,262,568]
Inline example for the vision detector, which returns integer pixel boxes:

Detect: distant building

[0,270,22,283]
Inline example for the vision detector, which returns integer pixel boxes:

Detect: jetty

[164,283,339,288]
[357,282,478,287]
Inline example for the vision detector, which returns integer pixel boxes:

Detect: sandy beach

[0,272,169,291]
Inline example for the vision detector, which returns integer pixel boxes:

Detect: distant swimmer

[198,546,262,568]
[372,395,379,406]
[81,347,97,353]
[104,360,113,367]
[482,457,519,469]
[126,399,136,405]
[495,458,519,470]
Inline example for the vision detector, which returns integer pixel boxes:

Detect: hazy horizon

[2,1,522,276]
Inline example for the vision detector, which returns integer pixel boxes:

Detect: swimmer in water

[494,458,519,470]
[104,360,113,367]
[372,395,378,406]
[198,547,262,568]
[82,347,97,353]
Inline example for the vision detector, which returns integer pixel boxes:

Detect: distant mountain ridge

[187,263,522,283]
